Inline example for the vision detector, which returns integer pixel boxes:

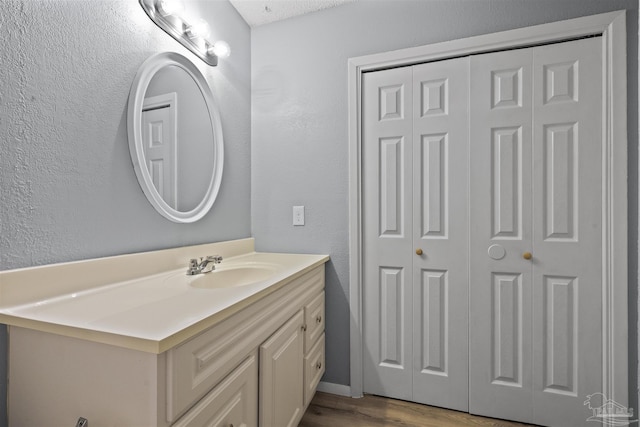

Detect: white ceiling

[228,0,355,27]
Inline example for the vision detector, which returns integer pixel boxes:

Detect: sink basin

[189,263,280,289]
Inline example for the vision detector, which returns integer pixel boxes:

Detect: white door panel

[362,66,414,400]
[469,47,534,424]
[412,57,469,411]
[531,37,602,427]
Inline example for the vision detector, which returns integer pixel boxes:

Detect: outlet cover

[293,206,305,226]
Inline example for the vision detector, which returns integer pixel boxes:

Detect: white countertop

[0,239,329,353]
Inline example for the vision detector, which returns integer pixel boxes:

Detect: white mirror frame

[127,52,224,223]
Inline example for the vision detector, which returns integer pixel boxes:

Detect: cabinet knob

[316,362,322,370]
[523,252,532,260]
[301,324,307,332]
[316,315,322,323]
[416,248,423,256]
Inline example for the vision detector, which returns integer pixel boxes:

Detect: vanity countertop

[0,239,329,353]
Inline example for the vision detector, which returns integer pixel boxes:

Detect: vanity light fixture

[139,0,230,66]
[157,0,184,17]
[209,41,231,58]
[185,19,210,39]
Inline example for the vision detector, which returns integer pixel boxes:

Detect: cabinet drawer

[304,291,324,354]
[304,333,325,407]
[173,353,258,427]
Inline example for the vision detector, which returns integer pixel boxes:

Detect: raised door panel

[490,273,525,386]
[259,310,304,427]
[362,66,414,400]
[531,37,603,427]
[172,353,258,427]
[469,47,534,424]
[411,57,469,411]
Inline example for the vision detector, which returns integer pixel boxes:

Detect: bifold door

[362,37,604,427]
[362,57,470,411]
[469,37,603,427]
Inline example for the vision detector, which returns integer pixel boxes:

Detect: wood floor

[299,392,537,427]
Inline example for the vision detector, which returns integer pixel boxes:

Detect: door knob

[416,248,423,256]
[523,252,532,260]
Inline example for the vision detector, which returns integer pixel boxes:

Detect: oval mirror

[127,52,223,223]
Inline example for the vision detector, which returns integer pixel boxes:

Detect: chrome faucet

[187,255,223,275]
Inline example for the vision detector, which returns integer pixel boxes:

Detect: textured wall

[0,1,250,424]
[0,0,251,270]
[251,0,639,401]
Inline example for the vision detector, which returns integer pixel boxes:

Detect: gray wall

[1,0,251,270]
[0,0,250,424]
[251,0,639,408]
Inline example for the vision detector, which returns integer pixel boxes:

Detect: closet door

[363,36,604,426]
[470,37,604,426]
[469,47,534,424]
[362,66,414,401]
[362,59,469,410]
[412,57,469,411]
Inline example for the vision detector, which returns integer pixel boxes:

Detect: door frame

[348,10,628,410]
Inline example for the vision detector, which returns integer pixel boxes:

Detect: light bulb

[209,40,231,58]
[156,0,184,17]
[185,19,211,39]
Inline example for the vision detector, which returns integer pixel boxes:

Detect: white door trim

[348,10,628,409]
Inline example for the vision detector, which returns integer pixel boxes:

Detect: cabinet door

[173,353,258,427]
[304,333,325,407]
[259,310,305,427]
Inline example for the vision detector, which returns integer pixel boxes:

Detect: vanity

[0,238,328,426]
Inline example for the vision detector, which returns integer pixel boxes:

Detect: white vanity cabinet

[7,264,326,427]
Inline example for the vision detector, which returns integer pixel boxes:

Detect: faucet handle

[206,255,223,263]
[187,258,200,275]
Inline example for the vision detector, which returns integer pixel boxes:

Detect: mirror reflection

[127,52,223,223]
[143,65,214,212]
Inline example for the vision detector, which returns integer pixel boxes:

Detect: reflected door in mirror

[144,63,215,212]
[142,93,177,209]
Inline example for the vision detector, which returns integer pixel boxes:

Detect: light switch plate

[293,206,305,226]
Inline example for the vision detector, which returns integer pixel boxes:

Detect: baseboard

[316,381,352,397]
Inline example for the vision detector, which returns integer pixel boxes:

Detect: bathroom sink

[189,263,280,289]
